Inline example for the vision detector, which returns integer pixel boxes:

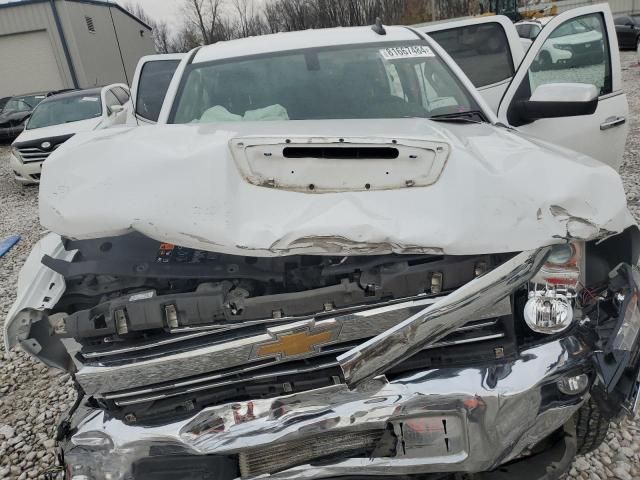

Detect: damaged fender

[4,234,75,364]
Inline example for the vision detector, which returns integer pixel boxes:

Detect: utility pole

[108,0,130,85]
[431,0,437,21]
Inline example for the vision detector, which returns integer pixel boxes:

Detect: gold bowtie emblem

[257,328,336,359]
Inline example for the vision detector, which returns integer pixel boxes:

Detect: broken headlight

[524,243,583,334]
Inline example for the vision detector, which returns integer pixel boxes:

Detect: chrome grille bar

[18,148,50,163]
[111,359,340,406]
[74,295,511,397]
[106,330,505,406]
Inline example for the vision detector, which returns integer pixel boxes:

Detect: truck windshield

[170,42,480,123]
[27,94,102,130]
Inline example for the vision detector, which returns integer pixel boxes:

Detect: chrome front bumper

[62,335,591,480]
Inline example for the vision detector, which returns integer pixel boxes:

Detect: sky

[113,0,183,28]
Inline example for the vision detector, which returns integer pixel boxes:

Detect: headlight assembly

[11,146,22,162]
[524,242,583,334]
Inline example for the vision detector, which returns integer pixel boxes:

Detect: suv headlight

[11,146,22,162]
[524,242,583,334]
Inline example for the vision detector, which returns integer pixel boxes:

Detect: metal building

[0,0,155,98]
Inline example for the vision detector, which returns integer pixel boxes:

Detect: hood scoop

[230,136,450,193]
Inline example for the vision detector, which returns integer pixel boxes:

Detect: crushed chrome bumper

[61,335,591,480]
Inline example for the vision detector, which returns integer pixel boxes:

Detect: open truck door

[497,4,628,170]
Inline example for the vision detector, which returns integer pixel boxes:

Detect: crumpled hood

[39,119,634,256]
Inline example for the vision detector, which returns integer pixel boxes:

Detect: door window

[614,16,631,26]
[429,22,515,88]
[507,13,612,126]
[112,87,130,105]
[527,13,611,96]
[136,60,180,122]
[516,23,532,38]
[530,25,542,39]
[104,91,120,113]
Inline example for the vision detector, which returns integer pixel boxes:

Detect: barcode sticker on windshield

[379,46,435,60]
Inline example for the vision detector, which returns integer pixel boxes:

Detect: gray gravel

[0,148,74,476]
[1,52,640,480]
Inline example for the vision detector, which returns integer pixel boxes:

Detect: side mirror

[512,83,598,123]
[110,104,125,115]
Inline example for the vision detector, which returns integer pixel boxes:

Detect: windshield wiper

[429,111,486,124]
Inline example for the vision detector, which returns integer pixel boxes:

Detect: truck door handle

[600,116,626,130]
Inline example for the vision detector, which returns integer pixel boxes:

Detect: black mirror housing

[511,97,598,126]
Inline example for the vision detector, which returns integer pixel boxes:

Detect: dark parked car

[0,97,10,112]
[0,93,48,143]
[0,90,72,143]
[615,15,640,50]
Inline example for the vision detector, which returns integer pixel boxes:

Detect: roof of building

[194,25,421,64]
[0,0,152,30]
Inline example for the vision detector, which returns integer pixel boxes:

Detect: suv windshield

[27,93,102,130]
[3,94,46,113]
[170,42,479,123]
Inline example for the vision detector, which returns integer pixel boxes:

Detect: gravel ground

[0,52,639,480]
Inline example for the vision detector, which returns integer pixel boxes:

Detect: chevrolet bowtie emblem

[255,323,339,359]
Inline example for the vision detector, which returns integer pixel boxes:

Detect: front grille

[17,144,60,163]
[76,295,512,394]
[92,304,514,424]
[13,133,74,163]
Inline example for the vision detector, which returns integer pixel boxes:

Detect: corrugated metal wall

[0,2,74,97]
[57,1,154,87]
[0,0,155,97]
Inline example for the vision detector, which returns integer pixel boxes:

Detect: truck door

[497,4,628,170]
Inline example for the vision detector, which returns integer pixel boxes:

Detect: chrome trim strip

[105,331,505,405]
[75,294,512,396]
[339,248,550,386]
[81,330,222,359]
[113,360,340,406]
[599,90,625,101]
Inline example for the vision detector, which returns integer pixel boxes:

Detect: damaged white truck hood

[39,119,634,256]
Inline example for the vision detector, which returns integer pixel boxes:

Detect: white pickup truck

[5,5,639,480]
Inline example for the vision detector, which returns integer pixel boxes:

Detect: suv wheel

[574,398,610,455]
